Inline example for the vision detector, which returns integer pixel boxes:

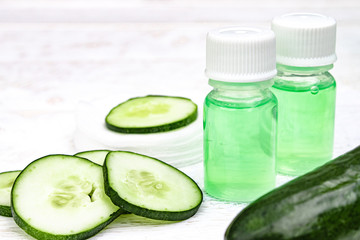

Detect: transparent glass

[204,79,277,202]
[271,64,336,176]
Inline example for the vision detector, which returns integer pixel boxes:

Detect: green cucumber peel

[103,151,203,221]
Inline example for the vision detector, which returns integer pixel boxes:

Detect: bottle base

[276,168,305,177]
[276,156,333,176]
[204,182,275,203]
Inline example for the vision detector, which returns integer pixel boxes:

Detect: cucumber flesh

[0,171,21,217]
[11,155,123,239]
[75,150,110,165]
[103,151,203,221]
[105,95,198,133]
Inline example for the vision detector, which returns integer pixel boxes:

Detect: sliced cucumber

[11,155,123,240]
[0,170,21,217]
[103,151,203,221]
[75,150,110,165]
[105,95,198,133]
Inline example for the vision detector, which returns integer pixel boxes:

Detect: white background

[0,0,360,239]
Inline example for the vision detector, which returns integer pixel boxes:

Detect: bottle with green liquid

[204,27,277,202]
[271,13,337,176]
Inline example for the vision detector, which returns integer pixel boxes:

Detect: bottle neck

[209,79,274,92]
[274,64,335,90]
[277,64,333,76]
[207,79,274,104]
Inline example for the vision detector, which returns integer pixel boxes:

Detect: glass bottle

[271,13,337,176]
[204,27,277,202]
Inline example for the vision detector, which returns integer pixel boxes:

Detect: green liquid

[204,92,277,202]
[272,75,336,176]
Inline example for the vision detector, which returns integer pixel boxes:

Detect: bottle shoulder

[272,71,336,92]
[205,88,277,109]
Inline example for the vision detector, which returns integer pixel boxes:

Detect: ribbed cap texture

[272,13,337,67]
[205,27,277,82]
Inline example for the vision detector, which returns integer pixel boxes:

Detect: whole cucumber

[225,145,360,240]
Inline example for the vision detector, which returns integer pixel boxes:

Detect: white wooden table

[0,1,360,239]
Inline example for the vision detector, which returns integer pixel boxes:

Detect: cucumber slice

[75,150,110,165]
[0,170,21,217]
[105,95,198,133]
[11,155,123,240]
[103,151,203,221]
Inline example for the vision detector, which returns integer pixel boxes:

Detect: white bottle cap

[271,13,337,67]
[205,27,276,83]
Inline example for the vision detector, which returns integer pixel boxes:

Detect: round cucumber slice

[103,151,203,221]
[75,150,110,165]
[11,155,123,240]
[0,170,21,217]
[105,95,198,133]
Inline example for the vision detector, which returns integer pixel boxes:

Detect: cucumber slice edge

[0,206,12,217]
[0,170,21,217]
[103,151,203,221]
[75,150,111,165]
[105,95,198,134]
[12,207,124,240]
[11,154,122,240]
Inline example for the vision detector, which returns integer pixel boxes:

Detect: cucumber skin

[74,150,111,165]
[103,151,203,221]
[0,206,12,217]
[11,155,125,240]
[105,95,198,134]
[225,145,360,240]
[0,170,21,217]
[12,208,124,240]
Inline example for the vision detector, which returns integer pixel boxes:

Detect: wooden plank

[0,0,359,23]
